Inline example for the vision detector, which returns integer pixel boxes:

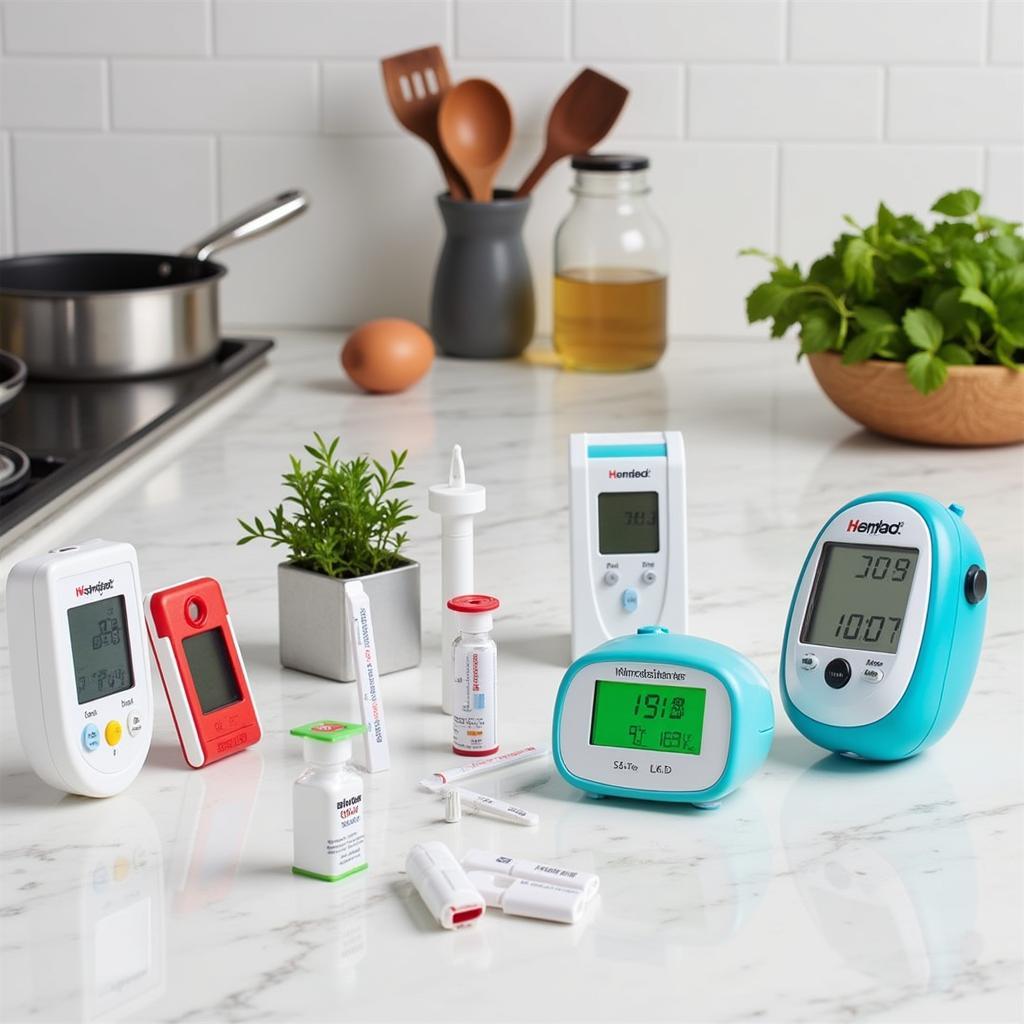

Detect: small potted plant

[238,433,420,681]
[743,189,1024,446]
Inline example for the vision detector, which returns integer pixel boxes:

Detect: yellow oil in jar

[553,267,667,371]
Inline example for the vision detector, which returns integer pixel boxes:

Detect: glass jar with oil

[554,154,668,371]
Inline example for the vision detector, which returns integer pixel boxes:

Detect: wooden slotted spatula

[514,68,629,198]
[381,45,467,199]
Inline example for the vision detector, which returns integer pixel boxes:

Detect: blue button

[638,625,668,635]
[949,503,965,518]
[82,723,100,752]
[622,588,638,613]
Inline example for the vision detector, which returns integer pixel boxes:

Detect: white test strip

[461,848,599,899]
[419,744,549,792]
[345,581,389,773]
[444,787,539,827]
[466,871,587,924]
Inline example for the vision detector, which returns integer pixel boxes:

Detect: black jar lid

[571,153,649,172]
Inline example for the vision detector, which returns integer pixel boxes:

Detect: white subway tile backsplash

[0,59,105,130]
[779,144,984,266]
[605,64,683,140]
[0,133,12,257]
[218,135,444,327]
[13,134,216,253]
[575,1,784,62]
[690,67,882,140]
[322,63,402,135]
[1,0,1020,338]
[990,1,1024,64]
[2,1,209,56]
[888,69,1024,142]
[218,135,771,337]
[790,1,986,64]
[456,0,567,60]
[112,61,318,133]
[214,1,448,57]
[986,147,1024,220]
[647,142,776,337]
[480,138,774,337]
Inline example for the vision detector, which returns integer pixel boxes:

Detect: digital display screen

[590,679,706,755]
[182,628,243,714]
[67,595,136,705]
[801,543,919,654]
[598,491,659,555]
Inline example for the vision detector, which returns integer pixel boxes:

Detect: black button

[964,564,987,604]
[824,658,852,689]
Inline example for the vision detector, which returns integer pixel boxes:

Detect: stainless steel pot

[0,190,308,380]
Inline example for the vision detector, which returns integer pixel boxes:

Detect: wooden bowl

[808,352,1024,446]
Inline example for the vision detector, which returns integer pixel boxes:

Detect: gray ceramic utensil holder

[431,190,535,359]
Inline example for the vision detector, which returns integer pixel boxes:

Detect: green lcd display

[589,679,707,755]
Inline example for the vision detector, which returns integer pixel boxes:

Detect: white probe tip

[449,444,466,489]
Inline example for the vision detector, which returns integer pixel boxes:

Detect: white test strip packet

[344,581,390,772]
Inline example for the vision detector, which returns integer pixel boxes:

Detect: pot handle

[0,351,27,412]
[181,189,309,261]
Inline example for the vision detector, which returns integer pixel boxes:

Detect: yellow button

[104,720,122,747]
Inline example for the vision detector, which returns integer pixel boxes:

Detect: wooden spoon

[438,79,514,203]
[514,68,629,198]
[381,45,467,199]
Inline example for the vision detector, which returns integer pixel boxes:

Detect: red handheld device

[145,577,261,768]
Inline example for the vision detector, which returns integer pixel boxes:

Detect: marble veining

[1,332,1021,1023]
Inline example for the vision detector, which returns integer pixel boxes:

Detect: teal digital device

[781,492,987,761]
[552,628,774,806]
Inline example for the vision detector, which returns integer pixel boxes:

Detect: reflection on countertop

[1,331,1021,1022]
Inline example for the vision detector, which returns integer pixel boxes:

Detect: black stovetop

[0,337,273,541]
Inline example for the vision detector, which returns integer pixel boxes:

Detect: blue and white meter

[569,432,687,659]
[781,492,987,761]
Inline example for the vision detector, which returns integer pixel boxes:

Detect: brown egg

[341,318,435,394]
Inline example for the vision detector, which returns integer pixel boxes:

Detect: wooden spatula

[381,45,467,199]
[514,68,629,198]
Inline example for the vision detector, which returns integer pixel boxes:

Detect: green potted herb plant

[743,189,1024,445]
[238,433,420,681]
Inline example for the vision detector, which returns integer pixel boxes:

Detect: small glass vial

[554,153,669,371]
[448,595,499,757]
[290,720,368,882]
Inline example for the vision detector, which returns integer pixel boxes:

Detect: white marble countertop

[1,332,1021,1023]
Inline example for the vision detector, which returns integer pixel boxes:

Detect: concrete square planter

[278,560,421,682]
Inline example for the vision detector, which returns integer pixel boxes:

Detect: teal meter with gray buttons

[781,492,987,761]
[569,432,688,659]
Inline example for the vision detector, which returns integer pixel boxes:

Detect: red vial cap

[447,594,499,613]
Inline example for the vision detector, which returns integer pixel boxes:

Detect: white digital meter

[570,431,687,659]
[7,539,154,797]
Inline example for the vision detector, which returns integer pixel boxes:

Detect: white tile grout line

[681,63,689,139]
[773,142,783,256]
[313,60,323,129]
[881,64,889,142]
[211,134,221,223]
[984,0,993,64]
[4,130,15,254]
[566,0,574,62]
[207,0,216,57]
[102,57,112,132]
[782,0,791,62]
